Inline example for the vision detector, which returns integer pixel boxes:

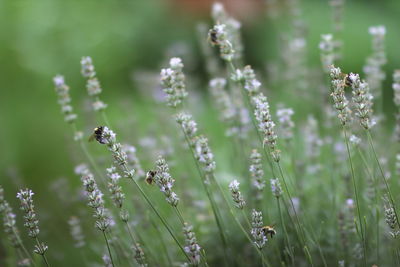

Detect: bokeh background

[1,0,400,265]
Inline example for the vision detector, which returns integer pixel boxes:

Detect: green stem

[277,197,294,266]
[180,128,230,264]
[102,231,115,267]
[343,127,367,266]
[367,130,400,227]
[35,238,50,267]
[125,172,189,261]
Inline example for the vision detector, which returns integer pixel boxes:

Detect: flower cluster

[53,75,77,123]
[208,78,237,134]
[176,112,198,142]
[319,34,335,73]
[133,243,147,267]
[0,187,21,248]
[229,180,246,209]
[99,127,135,179]
[68,216,85,248]
[106,166,125,209]
[252,93,280,162]
[16,189,48,255]
[81,56,107,111]
[249,149,265,192]
[194,135,216,173]
[160,57,188,108]
[211,2,243,60]
[276,107,295,140]
[123,144,145,179]
[363,26,386,97]
[208,24,235,62]
[329,66,350,125]
[81,172,111,231]
[349,73,375,130]
[251,209,267,249]
[154,156,179,207]
[16,189,40,238]
[383,196,400,238]
[270,178,283,198]
[242,66,262,96]
[183,223,201,266]
[393,70,400,107]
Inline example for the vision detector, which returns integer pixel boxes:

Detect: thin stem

[35,238,50,267]
[102,231,115,267]
[13,229,35,266]
[367,130,400,227]
[125,173,189,261]
[174,207,185,225]
[180,128,230,264]
[343,127,367,266]
[277,197,294,266]
[276,162,307,246]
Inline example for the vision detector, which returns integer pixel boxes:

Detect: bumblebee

[89,126,106,144]
[339,73,353,88]
[208,29,218,45]
[145,170,157,185]
[261,225,276,239]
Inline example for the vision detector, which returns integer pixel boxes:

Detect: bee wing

[88,134,96,142]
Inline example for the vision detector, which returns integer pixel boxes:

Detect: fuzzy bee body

[209,29,218,45]
[262,225,276,239]
[89,126,106,144]
[145,170,157,185]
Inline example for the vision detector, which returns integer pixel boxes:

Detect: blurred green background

[1,0,400,264]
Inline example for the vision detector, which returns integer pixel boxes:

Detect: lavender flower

[98,127,135,179]
[16,189,48,256]
[383,196,400,238]
[251,209,267,249]
[229,180,246,209]
[183,223,201,266]
[106,166,125,209]
[249,149,265,192]
[208,24,235,62]
[53,75,77,123]
[154,156,179,207]
[68,216,85,248]
[208,78,237,135]
[123,144,145,179]
[252,93,280,162]
[176,112,198,142]
[160,57,188,108]
[393,70,400,107]
[194,135,216,173]
[241,66,262,96]
[349,73,375,130]
[319,34,335,73]
[80,56,107,111]
[0,187,22,248]
[364,26,386,97]
[276,107,295,140]
[270,178,283,198]
[16,189,39,238]
[329,66,350,125]
[211,2,243,60]
[133,243,147,267]
[81,172,111,232]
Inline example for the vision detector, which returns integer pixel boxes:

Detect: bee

[208,29,218,45]
[339,73,353,88]
[145,170,157,185]
[88,126,106,144]
[261,225,276,239]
